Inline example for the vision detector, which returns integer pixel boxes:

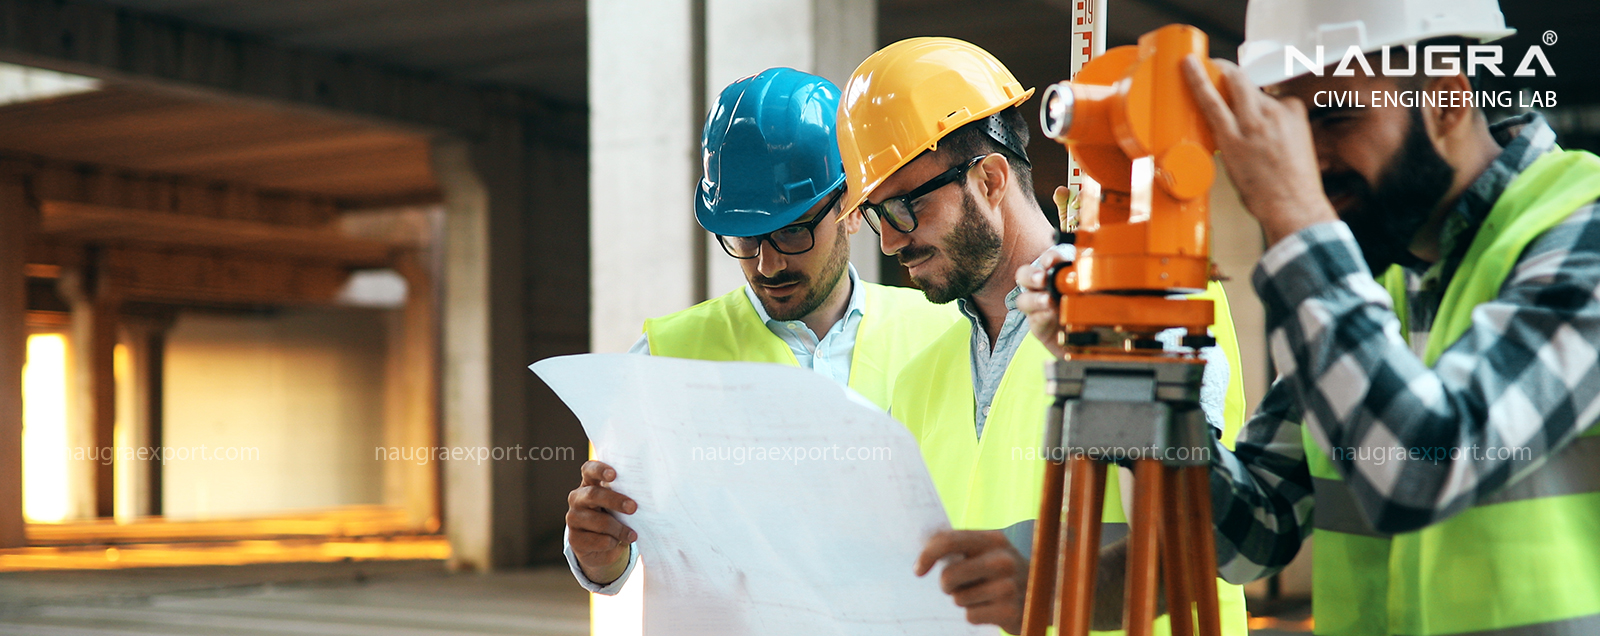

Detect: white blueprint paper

[532,353,991,636]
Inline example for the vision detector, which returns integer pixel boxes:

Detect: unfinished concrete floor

[0,560,588,635]
[0,559,1317,635]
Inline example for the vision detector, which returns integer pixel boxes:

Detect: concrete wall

[161,308,387,518]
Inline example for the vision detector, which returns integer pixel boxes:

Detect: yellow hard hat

[835,37,1034,214]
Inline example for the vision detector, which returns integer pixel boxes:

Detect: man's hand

[916,530,1029,635]
[1016,233,1071,360]
[1180,56,1337,246]
[1016,186,1074,359]
[566,460,637,585]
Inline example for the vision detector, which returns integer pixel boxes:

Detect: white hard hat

[1238,0,1516,86]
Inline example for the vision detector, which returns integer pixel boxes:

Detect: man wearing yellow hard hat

[835,38,1251,635]
[1016,0,1600,634]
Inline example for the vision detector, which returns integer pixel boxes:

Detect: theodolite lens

[1039,82,1074,141]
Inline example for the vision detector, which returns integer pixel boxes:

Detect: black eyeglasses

[716,188,846,259]
[859,155,985,235]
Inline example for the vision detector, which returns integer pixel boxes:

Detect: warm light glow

[0,536,450,571]
[113,343,136,524]
[1246,613,1316,633]
[6,506,447,571]
[23,334,70,523]
[113,343,130,384]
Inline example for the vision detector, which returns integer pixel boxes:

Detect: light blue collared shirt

[624,264,867,383]
[568,265,868,595]
[735,264,866,386]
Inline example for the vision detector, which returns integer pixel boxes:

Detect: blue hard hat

[696,68,847,238]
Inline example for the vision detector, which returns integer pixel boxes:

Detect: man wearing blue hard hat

[561,67,959,593]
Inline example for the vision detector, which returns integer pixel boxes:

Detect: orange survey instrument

[1022,24,1227,636]
[1040,23,1222,336]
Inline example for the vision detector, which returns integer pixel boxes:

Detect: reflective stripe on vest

[891,282,1249,636]
[1304,149,1600,636]
[643,282,958,410]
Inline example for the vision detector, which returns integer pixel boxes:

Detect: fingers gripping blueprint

[532,354,992,636]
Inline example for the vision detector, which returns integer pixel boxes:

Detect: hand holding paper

[533,353,993,636]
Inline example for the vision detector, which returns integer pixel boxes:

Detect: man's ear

[840,207,863,234]
[975,153,1010,208]
[1423,72,1476,140]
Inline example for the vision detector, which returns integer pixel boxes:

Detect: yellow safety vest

[891,282,1250,636]
[643,281,960,410]
[1304,149,1600,636]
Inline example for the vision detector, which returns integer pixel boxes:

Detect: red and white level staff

[1064,0,1106,231]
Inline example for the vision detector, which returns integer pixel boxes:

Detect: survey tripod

[1021,24,1226,636]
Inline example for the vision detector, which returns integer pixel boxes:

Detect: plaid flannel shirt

[1211,113,1600,583]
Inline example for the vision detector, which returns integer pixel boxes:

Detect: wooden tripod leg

[1054,458,1107,636]
[1022,458,1068,636]
[1181,465,1222,636]
[1161,465,1194,636]
[1124,459,1164,636]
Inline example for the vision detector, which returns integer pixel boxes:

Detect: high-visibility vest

[1304,149,1600,636]
[891,282,1250,636]
[643,281,960,410]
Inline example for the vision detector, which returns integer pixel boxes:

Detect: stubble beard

[756,223,852,321]
[906,189,1004,305]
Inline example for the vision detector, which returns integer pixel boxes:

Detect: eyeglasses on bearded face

[715,187,846,259]
[858,155,985,235]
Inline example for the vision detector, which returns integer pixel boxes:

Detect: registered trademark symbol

[1543,30,1558,45]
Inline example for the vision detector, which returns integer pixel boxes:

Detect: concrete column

[88,279,117,519]
[384,253,440,531]
[591,0,884,357]
[590,0,702,354]
[57,265,117,521]
[114,318,170,521]
[702,0,882,295]
[144,325,166,516]
[0,174,28,547]
[436,140,496,571]
[438,116,588,570]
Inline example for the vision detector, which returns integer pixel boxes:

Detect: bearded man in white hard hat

[1015,1,1600,634]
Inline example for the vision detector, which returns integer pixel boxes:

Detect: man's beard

[899,188,1004,304]
[753,223,851,321]
[1321,108,1456,274]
